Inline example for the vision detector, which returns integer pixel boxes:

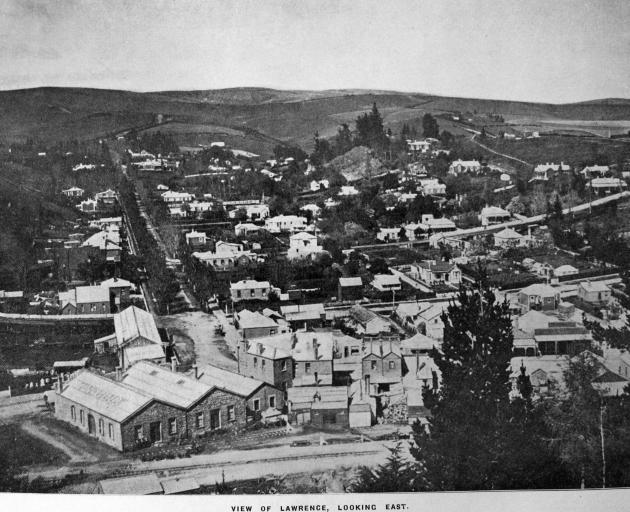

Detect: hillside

[0,87,629,151]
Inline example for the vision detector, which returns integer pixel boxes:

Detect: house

[494,227,528,248]
[518,284,560,312]
[401,332,438,355]
[62,186,85,197]
[90,217,123,230]
[264,215,307,233]
[59,286,111,315]
[414,260,461,287]
[280,303,326,330]
[534,323,592,356]
[480,206,511,226]
[234,309,281,339]
[407,139,432,153]
[362,340,403,396]
[417,178,446,196]
[229,204,270,221]
[300,203,322,218]
[161,191,194,203]
[287,232,323,259]
[530,162,570,182]
[292,332,335,387]
[581,165,610,179]
[577,281,611,307]
[185,230,207,247]
[77,198,98,212]
[348,305,391,335]
[554,265,579,278]
[157,184,169,191]
[416,303,447,340]
[338,277,363,301]
[196,364,284,422]
[95,306,165,369]
[371,274,402,293]
[81,228,122,263]
[310,179,329,191]
[100,277,133,310]
[338,185,359,197]
[239,333,294,391]
[587,177,627,194]
[230,280,272,302]
[377,227,402,242]
[419,214,456,233]
[95,189,117,207]
[234,223,262,237]
[448,159,482,175]
[287,386,349,427]
[403,353,440,400]
[510,356,569,397]
[194,242,255,271]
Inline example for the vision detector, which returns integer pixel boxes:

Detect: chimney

[57,374,63,393]
[258,342,263,355]
[115,366,122,382]
[171,358,177,373]
[313,338,319,360]
[192,364,199,379]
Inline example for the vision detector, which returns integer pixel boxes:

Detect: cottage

[280,303,326,330]
[577,281,611,306]
[287,386,349,426]
[62,186,85,198]
[161,191,194,203]
[82,228,122,263]
[416,303,447,340]
[480,206,511,226]
[554,264,579,278]
[362,340,403,396]
[414,260,461,287]
[264,215,307,233]
[185,230,207,247]
[348,305,391,335]
[100,277,133,310]
[338,276,363,301]
[371,274,402,293]
[580,165,610,179]
[59,286,111,315]
[448,159,482,175]
[377,227,402,243]
[338,185,359,197]
[586,177,627,195]
[230,280,271,302]
[287,232,323,259]
[494,227,527,248]
[417,178,446,196]
[234,223,262,237]
[234,309,281,339]
[518,284,560,312]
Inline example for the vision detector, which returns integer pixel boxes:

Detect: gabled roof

[123,361,212,409]
[363,340,401,358]
[495,227,523,239]
[60,286,110,306]
[114,306,161,347]
[230,279,271,290]
[293,332,334,361]
[100,277,133,289]
[579,281,610,293]
[520,283,559,297]
[196,364,265,398]
[403,332,437,352]
[246,333,293,359]
[60,370,152,423]
[280,303,325,321]
[339,277,362,287]
[287,385,348,405]
[236,309,278,329]
[123,344,165,366]
[290,231,317,241]
[481,206,510,217]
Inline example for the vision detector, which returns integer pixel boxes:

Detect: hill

[0,86,629,151]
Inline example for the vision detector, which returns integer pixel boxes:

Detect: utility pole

[600,396,606,488]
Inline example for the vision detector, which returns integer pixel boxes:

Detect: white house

[407,140,432,153]
[371,274,402,293]
[77,198,97,212]
[417,178,446,196]
[414,260,461,287]
[287,232,323,260]
[420,214,457,233]
[62,186,85,197]
[265,215,307,233]
[581,165,610,179]
[235,223,262,237]
[377,227,402,242]
[448,159,482,175]
[494,227,527,248]
[161,191,194,203]
[480,206,511,226]
[185,230,207,246]
[530,162,570,182]
[554,265,579,278]
[587,177,627,194]
[230,280,272,302]
[300,204,321,218]
[310,179,329,191]
[578,281,611,306]
[338,185,360,197]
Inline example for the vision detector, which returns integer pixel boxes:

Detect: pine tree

[411,280,515,490]
[351,443,416,492]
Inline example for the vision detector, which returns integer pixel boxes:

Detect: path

[21,420,99,464]
[470,133,533,167]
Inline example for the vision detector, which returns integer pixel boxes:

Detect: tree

[412,280,516,490]
[333,123,354,156]
[351,443,416,492]
[354,103,389,153]
[422,114,440,139]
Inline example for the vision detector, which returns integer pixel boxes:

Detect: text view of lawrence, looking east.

[1,0,630,496]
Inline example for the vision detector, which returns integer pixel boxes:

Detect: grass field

[1,423,70,468]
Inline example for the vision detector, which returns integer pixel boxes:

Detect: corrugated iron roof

[197,365,264,397]
[114,306,161,347]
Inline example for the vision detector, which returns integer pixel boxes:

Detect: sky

[0,0,628,103]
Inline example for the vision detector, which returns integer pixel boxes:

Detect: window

[262,359,266,368]
[169,418,177,435]
[80,409,84,425]
[210,409,221,430]
[253,398,260,411]
[371,360,377,370]
[98,419,104,435]
[269,395,276,408]
[134,425,143,441]
[281,360,287,372]
[227,405,235,422]
[253,357,258,368]
[305,362,311,374]
[70,406,76,421]
[250,290,255,297]
[196,412,204,429]
[389,360,396,370]
[237,290,241,298]
[108,423,114,439]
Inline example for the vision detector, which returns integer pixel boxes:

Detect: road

[470,133,533,167]
[24,438,394,485]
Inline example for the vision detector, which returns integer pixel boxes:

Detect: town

[1,0,630,499]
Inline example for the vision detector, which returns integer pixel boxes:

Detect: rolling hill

[0,86,629,152]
